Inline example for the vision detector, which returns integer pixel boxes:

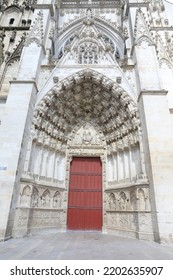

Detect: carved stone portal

[16,69,152,240]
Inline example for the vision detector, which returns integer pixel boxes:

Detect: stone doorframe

[65,147,107,232]
[12,69,153,240]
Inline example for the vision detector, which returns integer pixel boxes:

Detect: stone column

[118,151,124,182]
[40,147,49,177]
[107,155,113,182]
[117,151,120,182]
[32,144,42,175]
[138,90,173,242]
[24,139,34,173]
[52,151,57,180]
[124,149,130,182]
[129,147,133,182]
[47,149,54,179]
[113,153,118,182]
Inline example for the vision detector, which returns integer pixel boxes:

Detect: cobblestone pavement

[0,231,173,260]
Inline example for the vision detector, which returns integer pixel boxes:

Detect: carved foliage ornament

[25,10,44,47]
[134,9,154,45]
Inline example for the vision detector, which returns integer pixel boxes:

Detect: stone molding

[9,79,39,92]
[33,4,54,16]
[138,89,168,101]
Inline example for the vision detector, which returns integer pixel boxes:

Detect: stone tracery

[56,10,123,65]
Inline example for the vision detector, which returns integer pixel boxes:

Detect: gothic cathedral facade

[0,0,173,243]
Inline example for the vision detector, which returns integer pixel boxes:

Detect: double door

[67,157,102,230]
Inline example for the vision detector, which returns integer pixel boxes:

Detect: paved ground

[0,231,173,260]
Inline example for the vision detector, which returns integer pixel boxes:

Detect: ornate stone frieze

[106,185,150,212]
[106,211,153,235]
[28,209,65,228]
[20,184,65,210]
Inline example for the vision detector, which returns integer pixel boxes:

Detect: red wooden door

[67,157,102,230]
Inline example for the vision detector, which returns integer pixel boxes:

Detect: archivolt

[33,69,140,152]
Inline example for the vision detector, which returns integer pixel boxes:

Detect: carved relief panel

[106,186,150,212]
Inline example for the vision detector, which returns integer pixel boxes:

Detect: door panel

[67,157,102,230]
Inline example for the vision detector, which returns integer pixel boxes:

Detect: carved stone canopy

[33,69,139,151]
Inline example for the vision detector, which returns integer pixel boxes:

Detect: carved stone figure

[53,191,61,208]
[20,185,31,207]
[31,187,39,208]
[41,190,51,208]
[118,192,127,210]
[138,188,146,210]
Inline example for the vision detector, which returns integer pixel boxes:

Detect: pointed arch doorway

[67,157,102,230]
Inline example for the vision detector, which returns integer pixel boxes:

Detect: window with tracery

[78,42,98,64]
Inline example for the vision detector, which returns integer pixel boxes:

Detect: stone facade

[0,0,173,243]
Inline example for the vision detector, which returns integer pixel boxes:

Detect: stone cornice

[138,89,168,101]
[150,27,173,31]
[10,80,39,92]
[0,26,30,31]
[106,181,149,192]
[128,2,149,8]
[33,4,54,16]
[59,1,120,9]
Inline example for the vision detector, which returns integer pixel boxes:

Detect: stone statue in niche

[41,190,51,208]
[31,187,39,207]
[20,185,31,207]
[108,193,116,210]
[118,192,127,210]
[53,191,61,208]
[138,188,146,210]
